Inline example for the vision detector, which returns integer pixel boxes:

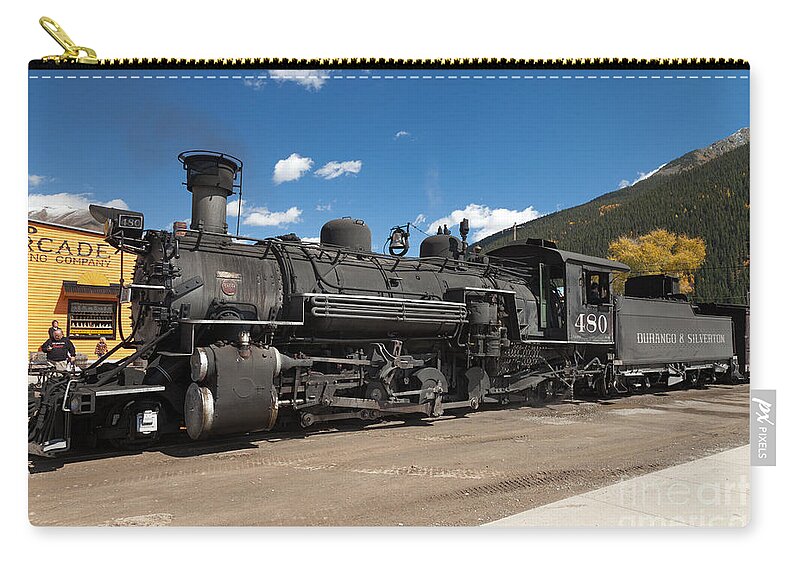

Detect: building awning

[62,280,120,297]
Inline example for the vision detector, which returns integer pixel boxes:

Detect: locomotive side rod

[298,397,476,427]
[327,396,427,411]
[298,400,455,428]
[299,409,383,427]
[305,356,372,366]
[328,395,472,414]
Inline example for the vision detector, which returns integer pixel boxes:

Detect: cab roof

[487,238,630,272]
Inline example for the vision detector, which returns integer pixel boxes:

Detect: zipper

[38,17,98,65]
[31,16,749,70]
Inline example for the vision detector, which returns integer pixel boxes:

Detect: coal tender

[28,151,746,455]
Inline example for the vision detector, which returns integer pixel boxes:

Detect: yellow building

[28,219,136,360]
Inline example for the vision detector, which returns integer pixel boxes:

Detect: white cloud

[243,78,266,90]
[228,197,302,228]
[316,203,332,212]
[273,153,314,184]
[28,174,50,188]
[427,204,540,241]
[395,131,411,139]
[413,213,426,226]
[618,163,666,189]
[269,70,329,91]
[299,236,321,244]
[28,192,129,216]
[226,198,245,217]
[243,206,302,227]
[314,160,362,180]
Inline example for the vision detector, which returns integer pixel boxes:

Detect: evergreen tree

[478,144,749,304]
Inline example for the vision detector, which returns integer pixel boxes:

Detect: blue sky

[28,68,749,248]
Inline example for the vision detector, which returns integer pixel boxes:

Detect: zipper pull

[39,16,98,64]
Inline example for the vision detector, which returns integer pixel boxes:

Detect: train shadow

[158,413,468,459]
[27,412,467,471]
[29,382,745,471]
[29,447,151,474]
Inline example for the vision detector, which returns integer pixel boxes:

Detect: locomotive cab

[488,239,629,344]
[563,261,619,343]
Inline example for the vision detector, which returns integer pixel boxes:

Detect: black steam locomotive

[28,152,748,455]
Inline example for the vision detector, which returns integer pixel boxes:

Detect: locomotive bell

[388,225,410,257]
[390,229,405,248]
[178,151,243,234]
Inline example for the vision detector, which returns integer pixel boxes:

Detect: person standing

[47,319,62,340]
[41,329,77,372]
[41,319,63,352]
[94,337,108,357]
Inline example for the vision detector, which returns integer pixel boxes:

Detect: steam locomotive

[28,151,748,456]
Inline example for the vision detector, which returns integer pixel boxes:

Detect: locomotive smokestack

[178,151,243,234]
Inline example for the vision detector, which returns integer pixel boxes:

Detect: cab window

[537,263,566,330]
[584,271,610,305]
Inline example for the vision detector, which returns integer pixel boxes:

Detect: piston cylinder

[185,344,280,439]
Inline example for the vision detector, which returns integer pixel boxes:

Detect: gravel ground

[28,384,749,526]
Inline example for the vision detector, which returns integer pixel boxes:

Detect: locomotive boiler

[28,151,746,455]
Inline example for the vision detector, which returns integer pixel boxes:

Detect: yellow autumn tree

[608,229,706,294]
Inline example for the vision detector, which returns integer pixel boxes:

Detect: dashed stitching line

[29,74,749,81]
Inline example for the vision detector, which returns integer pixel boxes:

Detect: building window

[67,300,117,339]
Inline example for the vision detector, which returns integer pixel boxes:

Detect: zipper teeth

[30,57,750,69]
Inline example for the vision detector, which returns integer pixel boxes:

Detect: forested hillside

[478,143,750,304]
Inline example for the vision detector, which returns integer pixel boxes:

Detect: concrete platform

[486,445,749,527]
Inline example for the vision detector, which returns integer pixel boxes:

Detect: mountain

[477,130,750,304]
[656,128,749,177]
